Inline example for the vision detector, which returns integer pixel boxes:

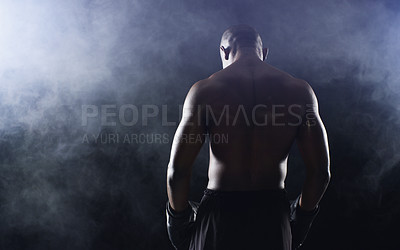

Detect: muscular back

[168,26,329,213]
[195,60,310,191]
[169,57,325,195]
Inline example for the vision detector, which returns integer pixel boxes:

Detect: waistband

[203,188,287,198]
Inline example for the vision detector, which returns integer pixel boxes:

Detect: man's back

[166,25,330,250]
[197,58,309,191]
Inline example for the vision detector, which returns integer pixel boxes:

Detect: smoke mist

[0,0,399,249]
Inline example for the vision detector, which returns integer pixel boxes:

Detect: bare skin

[167,41,330,213]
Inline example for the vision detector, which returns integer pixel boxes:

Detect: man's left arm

[167,82,207,212]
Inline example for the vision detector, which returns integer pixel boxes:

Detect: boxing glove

[289,195,319,249]
[166,201,199,249]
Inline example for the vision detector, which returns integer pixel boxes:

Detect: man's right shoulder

[263,64,314,95]
[289,77,317,105]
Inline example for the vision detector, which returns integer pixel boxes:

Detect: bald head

[220,25,263,53]
[219,25,267,68]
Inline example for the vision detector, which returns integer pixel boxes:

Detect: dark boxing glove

[290,195,319,249]
[166,201,199,250]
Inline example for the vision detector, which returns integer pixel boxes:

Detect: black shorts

[189,189,292,250]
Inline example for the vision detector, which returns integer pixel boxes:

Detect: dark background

[0,0,399,249]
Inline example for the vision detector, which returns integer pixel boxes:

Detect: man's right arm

[296,82,331,211]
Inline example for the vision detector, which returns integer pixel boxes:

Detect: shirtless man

[166,25,330,250]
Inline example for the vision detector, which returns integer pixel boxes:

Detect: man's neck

[222,48,262,69]
[233,48,262,62]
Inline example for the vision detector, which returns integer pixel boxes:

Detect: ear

[220,46,231,60]
[262,48,269,61]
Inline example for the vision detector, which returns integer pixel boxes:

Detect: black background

[0,0,399,249]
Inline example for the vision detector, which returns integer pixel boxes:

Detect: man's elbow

[167,163,191,183]
[324,158,331,183]
[308,163,331,184]
[167,162,186,175]
[319,165,331,185]
[167,163,178,185]
[323,168,331,185]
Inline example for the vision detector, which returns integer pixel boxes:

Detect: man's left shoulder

[190,76,217,95]
[185,78,213,106]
